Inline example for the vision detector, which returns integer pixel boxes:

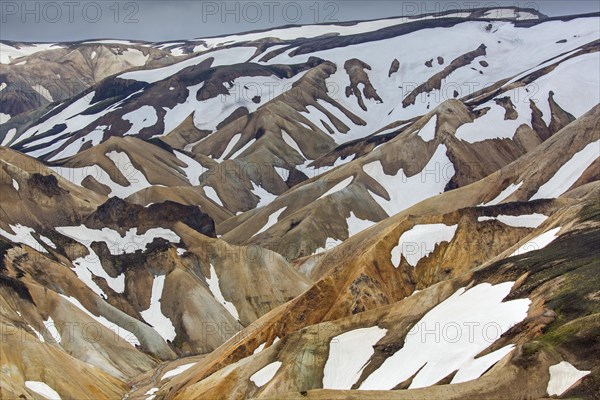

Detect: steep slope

[0,7,598,400]
[147,106,599,400]
[0,40,186,120]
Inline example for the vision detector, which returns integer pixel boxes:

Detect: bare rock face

[84,197,216,238]
[344,58,383,111]
[27,173,68,198]
[388,59,400,77]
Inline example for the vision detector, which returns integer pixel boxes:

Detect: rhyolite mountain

[0,6,598,400]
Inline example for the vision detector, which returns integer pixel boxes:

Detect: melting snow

[1,128,17,146]
[0,224,47,253]
[346,212,375,237]
[417,115,437,141]
[323,326,388,389]
[25,381,61,400]
[56,225,180,296]
[482,182,523,206]
[215,134,241,162]
[203,185,224,206]
[317,176,353,201]
[510,227,561,257]
[363,145,454,217]
[29,324,45,342]
[39,235,56,249]
[547,361,590,396]
[251,182,278,208]
[255,207,286,236]
[250,361,282,387]
[0,113,11,124]
[229,138,256,159]
[11,179,19,191]
[478,213,548,228]
[119,47,256,83]
[122,48,149,66]
[451,344,516,384]
[360,282,530,390]
[253,342,267,355]
[44,317,61,344]
[206,264,240,321]
[281,130,307,159]
[0,42,61,64]
[531,140,600,200]
[145,387,158,400]
[140,275,177,342]
[60,295,140,346]
[390,223,458,267]
[162,363,196,380]
[173,150,206,186]
[122,106,159,136]
[274,167,290,182]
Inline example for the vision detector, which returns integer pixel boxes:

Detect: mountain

[0,6,598,400]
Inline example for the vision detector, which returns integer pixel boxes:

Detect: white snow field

[255,207,287,236]
[509,227,561,257]
[140,275,177,341]
[317,176,354,201]
[250,361,283,387]
[390,223,458,267]
[478,213,548,228]
[25,381,62,400]
[206,264,240,321]
[363,145,455,217]
[547,361,590,396]
[360,282,530,390]
[323,326,388,389]
[0,224,48,253]
[531,140,600,200]
[162,363,197,380]
[483,182,523,206]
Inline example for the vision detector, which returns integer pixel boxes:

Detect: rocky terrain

[0,6,598,400]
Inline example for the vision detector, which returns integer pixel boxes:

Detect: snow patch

[122,106,158,136]
[207,264,240,321]
[140,275,177,342]
[203,185,223,206]
[255,207,286,236]
[44,317,61,344]
[417,115,437,141]
[360,282,530,390]
[510,227,561,257]
[482,182,523,206]
[25,381,61,400]
[317,176,353,200]
[547,361,590,396]
[162,363,196,380]
[478,213,548,228]
[346,212,375,237]
[531,140,600,200]
[250,361,282,387]
[363,145,454,217]
[0,224,47,253]
[56,225,180,296]
[323,326,388,389]
[173,151,206,186]
[391,223,458,267]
